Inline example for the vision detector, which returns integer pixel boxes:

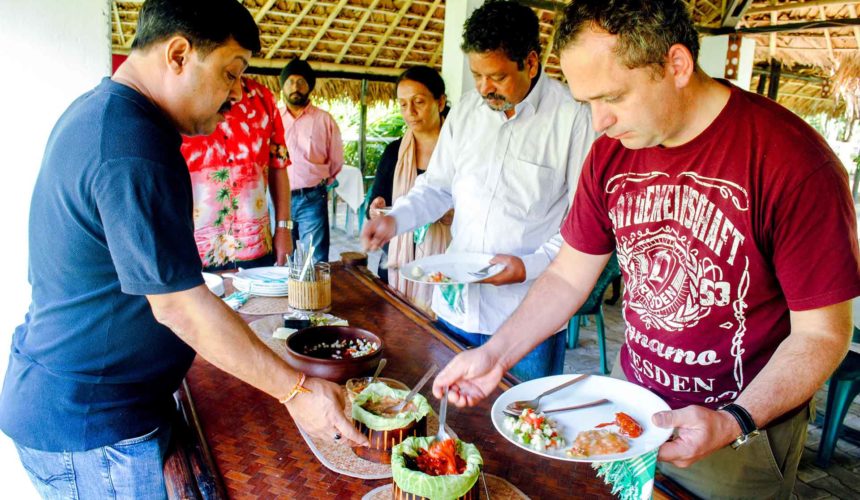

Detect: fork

[467,263,495,278]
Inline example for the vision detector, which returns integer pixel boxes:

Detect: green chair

[815,301,860,468]
[567,253,621,374]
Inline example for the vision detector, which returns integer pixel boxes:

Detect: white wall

[440,0,483,105]
[0,0,111,493]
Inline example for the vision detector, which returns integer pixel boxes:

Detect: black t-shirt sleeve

[367,138,402,217]
[94,158,204,295]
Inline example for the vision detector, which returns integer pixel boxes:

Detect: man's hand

[361,215,396,251]
[285,377,369,447]
[368,197,387,219]
[653,405,741,467]
[438,209,454,226]
[432,345,506,407]
[479,254,525,286]
[274,229,293,266]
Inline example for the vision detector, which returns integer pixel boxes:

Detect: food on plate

[595,411,643,438]
[566,429,630,458]
[410,265,425,278]
[392,436,483,499]
[351,383,431,464]
[302,337,379,359]
[345,377,409,402]
[427,271,452,283]
[504,408,565,451]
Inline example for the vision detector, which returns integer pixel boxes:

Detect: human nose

[227,77,243,103]
[591,102,616,134]
[475,77,493,96]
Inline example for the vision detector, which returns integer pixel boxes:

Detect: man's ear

[666,43,694,88]
[526,50,540,79]
[165,36,193,74]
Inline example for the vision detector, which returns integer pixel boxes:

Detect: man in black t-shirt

[0,1,366,497]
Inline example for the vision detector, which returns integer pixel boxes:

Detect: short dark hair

[396,66,446,100]
[460,0,541,69]
[555,0,699,73]
[132,0,260,57]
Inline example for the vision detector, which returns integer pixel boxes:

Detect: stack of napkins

[223,291,250,311]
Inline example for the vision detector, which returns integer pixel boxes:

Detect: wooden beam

[265,1,314,60]
[820,8,836,61]
[769,2,777,58]
[541,14,559,67]
[301,0,349,60]
[335,0,381,64]
[747,0,860,16]
[849,4,860,49]
[780,92,834,102]
[699,17,860,35]
[397,0,442,68]
[767,58,781,99]
[366,0,415,67]
[721,0,754,28]
[112,1,125,47]
[253,0,277,23]
[429,41,443,67]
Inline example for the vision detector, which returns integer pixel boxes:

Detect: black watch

[718,402,760,449]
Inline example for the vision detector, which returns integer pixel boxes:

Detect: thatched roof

[110,1,860,117]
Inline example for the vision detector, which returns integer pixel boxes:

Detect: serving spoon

[386,363,439,414]
[503,373,589,416]
[435,386,451,442]
[502,398,610,418]
[370,358,387,385]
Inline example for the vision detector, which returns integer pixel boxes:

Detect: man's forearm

[735,301,852,427]
[150,286,299,401]
[270,167,291,221]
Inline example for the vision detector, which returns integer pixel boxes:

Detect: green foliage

[320,99,404,177]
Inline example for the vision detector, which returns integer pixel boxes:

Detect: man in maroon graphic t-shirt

[431,1,860,498]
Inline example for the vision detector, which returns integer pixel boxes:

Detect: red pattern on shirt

[181,78,288,266]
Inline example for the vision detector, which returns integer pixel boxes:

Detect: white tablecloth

[334,165,364,212]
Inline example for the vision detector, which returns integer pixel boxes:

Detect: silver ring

[333,433,342,441]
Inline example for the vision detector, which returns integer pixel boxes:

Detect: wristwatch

[276,220,293,230]
[718,402,760,449]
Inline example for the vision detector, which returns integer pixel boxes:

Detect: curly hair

[460,0,541,69]
[132,0,260,57]
[554,0,699,73]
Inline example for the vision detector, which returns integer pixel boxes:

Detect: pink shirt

[280,103,343,189]
[562,83,860,410]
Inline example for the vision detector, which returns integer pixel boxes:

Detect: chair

[815,297,860,467]
[567,253,621,374]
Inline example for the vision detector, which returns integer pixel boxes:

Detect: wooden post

[359,78,368,174]
[767,59,781,100]
[756,73,767,95]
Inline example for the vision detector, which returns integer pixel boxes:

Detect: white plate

[202,272,224,297]
[491,374,672,463]
[231,266,290,297]
[399,253,504,285]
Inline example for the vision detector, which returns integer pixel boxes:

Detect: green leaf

[211,168,230,183]
[216,187,231,202]
[391,436,482,499]
[352,382,431,431]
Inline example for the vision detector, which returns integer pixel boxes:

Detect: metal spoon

[435,386,451,441]
[503,374,589,416]
[502,398,610,418]
[370,358,387,385]
[386,363,439,414]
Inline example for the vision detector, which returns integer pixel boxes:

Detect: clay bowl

[283,326,383,384]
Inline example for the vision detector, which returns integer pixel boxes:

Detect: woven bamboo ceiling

[111,0,860,117]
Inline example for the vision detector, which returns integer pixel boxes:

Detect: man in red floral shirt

[182,76,292,270]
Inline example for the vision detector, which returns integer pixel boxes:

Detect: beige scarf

[387,130,452,314]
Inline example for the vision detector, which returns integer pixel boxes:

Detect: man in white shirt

[362,0,595,380]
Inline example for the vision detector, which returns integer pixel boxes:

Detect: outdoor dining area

[6,1,860,500]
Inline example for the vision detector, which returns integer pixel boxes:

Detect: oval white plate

[491,374,672,463]
[231,266,290,297]
[399,253,504,285]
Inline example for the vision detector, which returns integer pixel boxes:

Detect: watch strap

[719,402,759,448]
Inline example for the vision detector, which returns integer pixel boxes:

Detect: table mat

[237,296,292,315]
[361,473,529,500]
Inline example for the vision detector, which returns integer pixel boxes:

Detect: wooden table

[164,263,693,499]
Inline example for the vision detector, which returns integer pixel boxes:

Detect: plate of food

[399,253,504,285]
[490,374,672,463]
